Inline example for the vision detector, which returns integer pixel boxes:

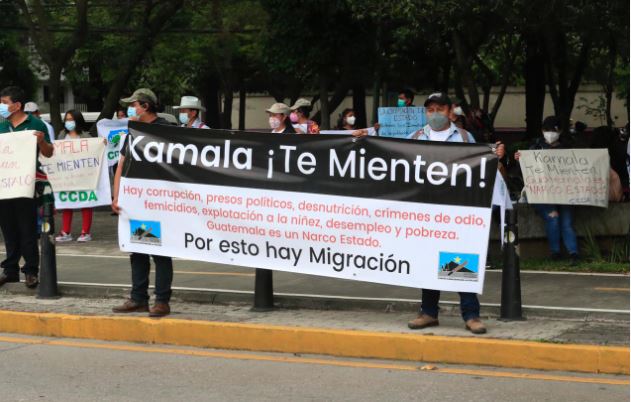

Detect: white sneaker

[55,232,73,242]
[77,233,92,242]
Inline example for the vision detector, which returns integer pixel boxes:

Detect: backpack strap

[457,127,470,143]
[411,127,425,140]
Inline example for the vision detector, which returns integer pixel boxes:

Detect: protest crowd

[1,81,628,335]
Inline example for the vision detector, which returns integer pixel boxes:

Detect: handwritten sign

[377,107,425,138]
[519,149,609,207]
[40,138,106,192]
[0,130,37,199]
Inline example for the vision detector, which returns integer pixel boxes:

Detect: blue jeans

[534,204,578,255]
[420,289,480,321]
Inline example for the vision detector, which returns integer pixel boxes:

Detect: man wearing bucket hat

[173,95,209,129]
[266,102,295,133]
[112,88,175,318]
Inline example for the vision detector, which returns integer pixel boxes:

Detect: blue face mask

[64,121,76,132]
[397,99,407,108]
[427,112,450,131]
[127,106,137,118]
[0,103,12,119]
[179,113,189,125]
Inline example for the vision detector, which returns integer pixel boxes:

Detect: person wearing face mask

[0,86,53,289]
[289,98,319,134]
[515,116,579,265]
[173,96,209,129]
[335,108,357,130]
[112,88,176,318]
[397,88,415,108]
[55,110,94,243]
[266,102,295,133]
[405,92,498,335]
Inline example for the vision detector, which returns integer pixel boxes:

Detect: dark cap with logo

[424,92,452,107]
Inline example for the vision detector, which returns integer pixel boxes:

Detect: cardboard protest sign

[519,149,609,208]
[53,152,111,209]
[39,138,106,192]
[377,107,425,138]
[0,130,37,199]
[97,118,128,167]
[118,122,498,294]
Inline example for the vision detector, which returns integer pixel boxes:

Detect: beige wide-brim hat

[266,102,290,115]
[173,95,206,112]
[290,98,311,110]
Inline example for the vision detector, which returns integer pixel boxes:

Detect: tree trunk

[319,74,330,129]
[352,84,367,129]
[47,64,63,133]
[524,34,546,138]
[311,82,349,125]
[238,86,246,131]
[371,74,381,125]
[605,37,616,128]
[202,78,221,129]
[222,89,233,130]
[452,32,479,109]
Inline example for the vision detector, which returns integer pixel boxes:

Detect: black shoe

[24,274,39,289]
[569,254,580,266]
[0,274,19,287]
[550,253,562,261]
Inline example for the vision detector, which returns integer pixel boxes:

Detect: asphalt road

[0,333,628,402]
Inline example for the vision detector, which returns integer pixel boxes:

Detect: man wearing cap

[266,102,295,133]
[111,88,175,317]
[24,102,55,143]
[406,92,487,334]
[173,96,209,129]
[289,98,319,134]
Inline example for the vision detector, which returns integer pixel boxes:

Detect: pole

[38,200,59,299]
[252,268,274,311]
[500,208,523,320]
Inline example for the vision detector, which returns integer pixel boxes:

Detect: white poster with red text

[118,122,498,293]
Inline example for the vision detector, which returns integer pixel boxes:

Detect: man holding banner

[406,92,490,334]
[111,88,175,317]
[0,86,53,289]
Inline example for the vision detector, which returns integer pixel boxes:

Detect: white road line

[49,254,630,277]
[57,281,630,314]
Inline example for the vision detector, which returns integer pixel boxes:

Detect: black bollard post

[500,208,524,320]
[38,201,59,299]
[252,268,274,311]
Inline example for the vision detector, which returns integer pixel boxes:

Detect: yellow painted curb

[0,310,627,375]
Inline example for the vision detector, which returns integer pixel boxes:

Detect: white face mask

[543,131,560,144]
[346,116,356,126]
[179,113,189,125]
[453,106,464,116]
[269,117,281,130]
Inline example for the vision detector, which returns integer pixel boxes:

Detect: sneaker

[408,313,439,330]
[569,253,580,266]
[55,232,73,242]
[465,318,487,334]
[77,233,92,242]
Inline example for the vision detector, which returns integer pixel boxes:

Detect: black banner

[124,121,497,208]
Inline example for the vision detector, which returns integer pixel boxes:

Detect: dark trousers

[420,289,480,321]
[130,253,173,303]
[0,198,39,277]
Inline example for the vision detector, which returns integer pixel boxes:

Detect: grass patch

[519,258,629,273]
